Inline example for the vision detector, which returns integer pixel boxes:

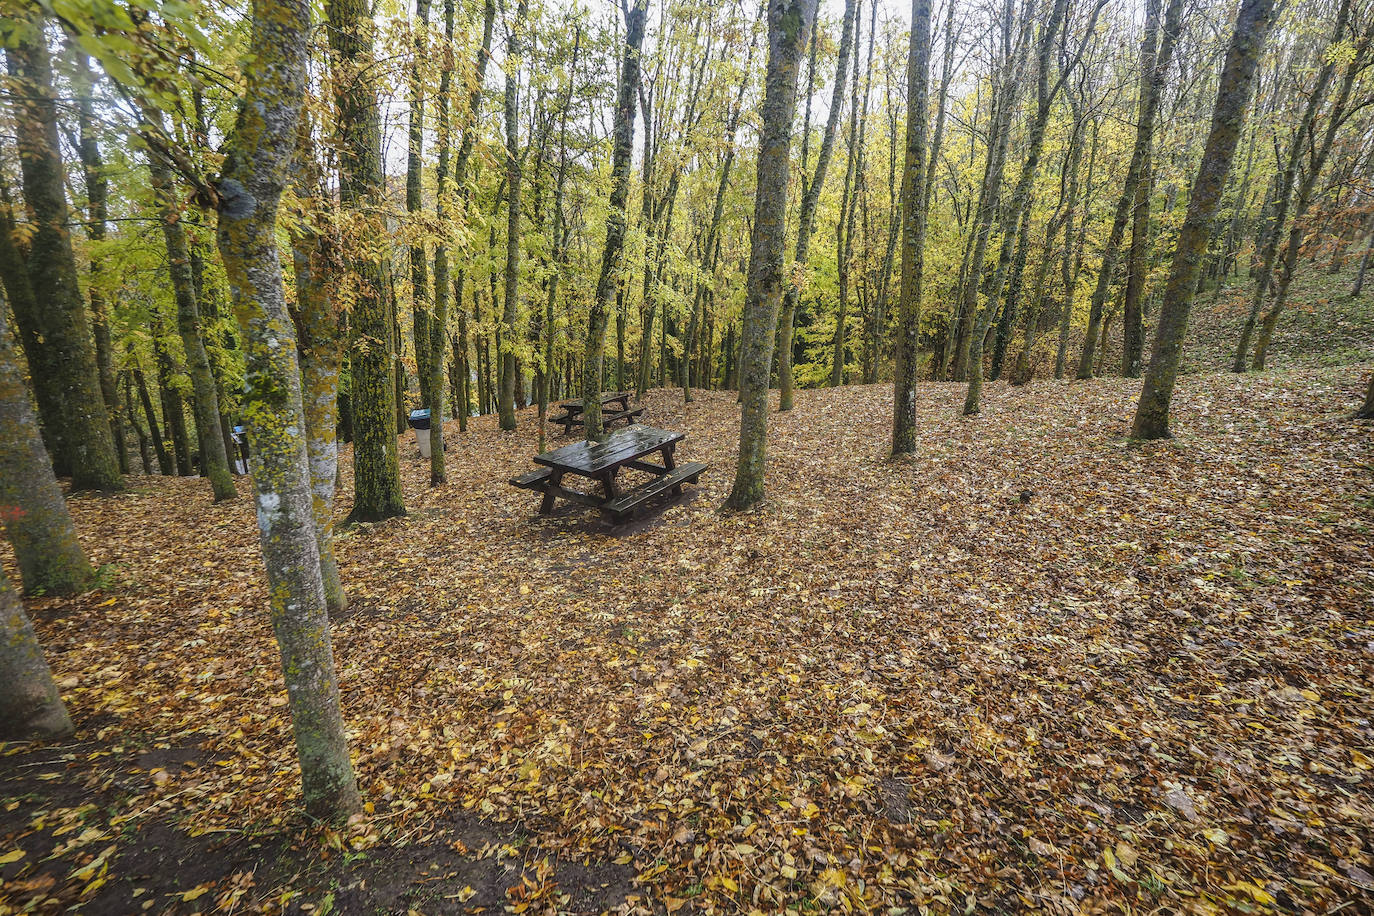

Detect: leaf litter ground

[2,366,1372,915]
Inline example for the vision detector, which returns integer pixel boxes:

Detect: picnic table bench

[548,391,641,435]
[509,425,707,523]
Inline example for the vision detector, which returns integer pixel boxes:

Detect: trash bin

[408,408,435,458]
[231,425,250,474]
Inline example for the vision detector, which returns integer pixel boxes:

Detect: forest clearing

[4,0,1374,909]
[4,356,1373,913]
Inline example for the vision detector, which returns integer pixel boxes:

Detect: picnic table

[509,425,707,523]
[548,391,642,435]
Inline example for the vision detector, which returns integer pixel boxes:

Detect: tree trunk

[4,16,122,491]
[778,0,857,411]
[891,0,934,455]
[288,126,348,617]
[148,152,237,501]
[726,0,820,509]
[1251,37,1363,370]
[1121,155,1153,377]
[0,567,74,741]
[1233,0,1351,371]
[583,1,646,441]
[1352,211,1374,298]
[152,315,193,476]
[497,0,528,432]
[130,354,172,475]
[123,373,154,474]
[0,305,92,595]
[1077,0,1182,379]
[1355,370,1374,419]
[217,0,361,822]
[72,52,127,474]
[328,0,405,521]
[408,0,434,415]
[1133,0,1276,439]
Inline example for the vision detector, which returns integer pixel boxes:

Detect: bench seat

[509,467,553,489]
[603,461,707,522]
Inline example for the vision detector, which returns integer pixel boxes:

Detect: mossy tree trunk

[0,305,93,595]
[0,567,74,741]
[216,0,362,822]
[1132,0,1276,439]
[288,125,348,617]
[778,0,857,412]
[891,0,933,456]
[4,15,122,492]
[582,0,646,442]
[328,0,405,522]
[726,0,821,510]
[148,151,237,501]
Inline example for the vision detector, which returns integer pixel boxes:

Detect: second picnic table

[548,391,642,435]
[509,424,707,523]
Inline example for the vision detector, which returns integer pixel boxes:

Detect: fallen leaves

[1,366,1372,913]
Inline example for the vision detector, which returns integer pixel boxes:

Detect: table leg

[600,467,620,499]
[540,469,563,514]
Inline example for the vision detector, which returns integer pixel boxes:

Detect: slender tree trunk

[497,0,528,432]
[1077,0,1182,379]
[217,0,361,822]
[72,52,127,474]
[1352,212,1374,298]
[131,354,172,475]
[408,0,434,413]
[1233,0,1350,371]
[148,152,237,500]
[123,373,154,474]
[4,16,122,491]
[727,0,820,509]
[328,0,405,521]
[152,315,193,476]
[583,1,646,441]
[1121,155,1153,377]
[0,305,92,595]
[1252,41,1363,370]
[1133,0,1276,439]
[778,0,857,411]
[832,1,871,389]
[891,0,933,455]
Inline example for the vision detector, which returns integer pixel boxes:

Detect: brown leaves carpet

[3,366,1373,914]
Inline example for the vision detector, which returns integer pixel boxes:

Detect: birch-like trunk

[217,0,361,821]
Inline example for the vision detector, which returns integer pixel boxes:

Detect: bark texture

[217,0,361,821]
[1132,0,1277,439]
[0,566,74,741]
[328,0,405,521]
[5,17,122,491]
[727,0,820,509]
[0,305,93,595]
[891,0,933,455]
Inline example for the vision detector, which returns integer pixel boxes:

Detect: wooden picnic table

[509,424,707,523]
[548,391,640,434]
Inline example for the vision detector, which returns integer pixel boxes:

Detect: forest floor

[2,362,1373,915]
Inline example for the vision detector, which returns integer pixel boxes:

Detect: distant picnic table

[548,391,642,435]
[509,425,706,523]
